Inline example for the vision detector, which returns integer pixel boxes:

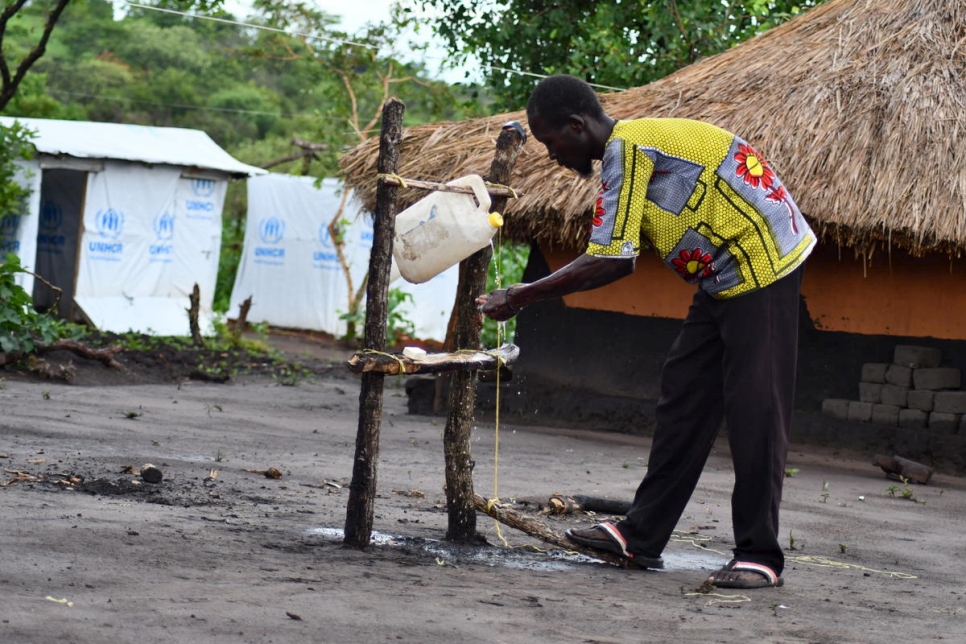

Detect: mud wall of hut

[541,244,966,340]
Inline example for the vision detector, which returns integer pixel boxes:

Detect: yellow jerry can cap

[487,212,504,228]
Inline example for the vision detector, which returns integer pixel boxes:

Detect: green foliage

[386,288,416,347]
[245,0,489,166]
[0,122,35,217]
[208,316,273,353]
[0,254,74,353]
[208,84,280,139]
[7,0,488,150]
[0,0,493,313]
[213,182,247,313]
[420,0,826,109]
[117,21,210,74]
[0,124,77,355]
[1,74,83,120]
[0,0,499,340]
[339,287,415,349]
[886,477,924,504]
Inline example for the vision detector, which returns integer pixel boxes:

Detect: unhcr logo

[0,215,20,254]
[153,211,175,241]
[96,208,124,239]
[38,202,67,252]
[254,216,285,265]
[41,201,63,231]
[259,217,285,244]
[89,208,124,260]
[186,180,216,220]
[150,211,175,262]
[191,179,215,197]
[313,222,339,269]
[0,214,19,234]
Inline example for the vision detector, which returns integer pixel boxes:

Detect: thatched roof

[340,0,966,255]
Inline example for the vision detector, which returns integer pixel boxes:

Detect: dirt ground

[1,333,965,644]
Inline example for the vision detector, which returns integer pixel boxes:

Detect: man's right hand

[475,285,524,322]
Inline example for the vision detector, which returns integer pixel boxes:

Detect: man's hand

[476,285,523,322]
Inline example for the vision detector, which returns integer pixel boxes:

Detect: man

[476,74,814,589]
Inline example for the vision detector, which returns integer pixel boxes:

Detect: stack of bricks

[822,345,965,434]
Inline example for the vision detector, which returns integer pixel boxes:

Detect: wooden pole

[187,283,204,347]
[343,97,405,549]
[444,122,527,542]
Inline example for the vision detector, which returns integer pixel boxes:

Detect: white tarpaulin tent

[0,117,265,335]
[228,174,458,343]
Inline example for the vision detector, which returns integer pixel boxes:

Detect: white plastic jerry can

[392,174,504,284]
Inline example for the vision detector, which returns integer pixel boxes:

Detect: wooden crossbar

[347,344,519,376]
[378,174,523,200]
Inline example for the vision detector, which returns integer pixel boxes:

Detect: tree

[0,0,73,111]
[420,0,825,109]
[247,0,488,338]
[0,0,238,355]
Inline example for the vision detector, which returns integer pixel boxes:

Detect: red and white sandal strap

[597,522,631,558]
[728,560,780,585]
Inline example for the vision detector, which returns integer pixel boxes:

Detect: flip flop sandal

[708,560,784,589]
[565,522,664,569]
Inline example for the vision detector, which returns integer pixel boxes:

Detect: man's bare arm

[477,254,635,321]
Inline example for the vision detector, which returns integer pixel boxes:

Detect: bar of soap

[402,347,427,360]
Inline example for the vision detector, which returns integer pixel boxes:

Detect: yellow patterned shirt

[586,119,815,298]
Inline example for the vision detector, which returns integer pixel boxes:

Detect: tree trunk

[873,454,934,485]
[547,495,633,516]
[444,122,527,542]
[343,97,405,549]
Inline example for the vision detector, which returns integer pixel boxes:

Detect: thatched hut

[341,0,966,465]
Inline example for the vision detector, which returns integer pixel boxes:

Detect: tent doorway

[32,168,87,320]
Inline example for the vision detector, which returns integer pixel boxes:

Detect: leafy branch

[0,0,73,111]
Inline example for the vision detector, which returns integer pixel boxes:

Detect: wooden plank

[347,344,519,375]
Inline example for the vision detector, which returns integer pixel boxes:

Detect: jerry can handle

[449,174,491,213]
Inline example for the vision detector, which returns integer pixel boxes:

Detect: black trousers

[616,266,804,574]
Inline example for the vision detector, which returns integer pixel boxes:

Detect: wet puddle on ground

[307,527,725,572]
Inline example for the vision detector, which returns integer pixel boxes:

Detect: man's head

[526,75,613,179]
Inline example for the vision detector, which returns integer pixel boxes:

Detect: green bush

[0,121,35,214]
[0,123,75,355]
[339,286,415,349]
[0,254,74,353]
